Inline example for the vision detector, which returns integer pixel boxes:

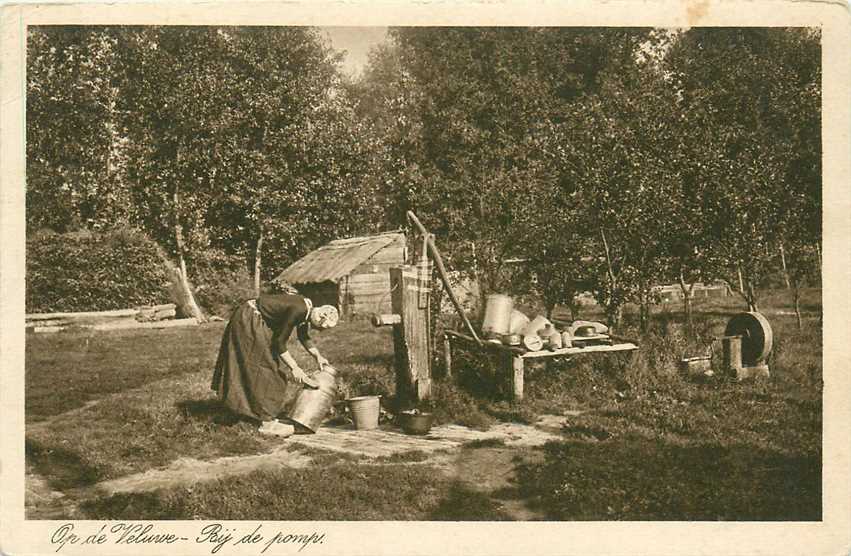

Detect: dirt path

[26,415,576,520]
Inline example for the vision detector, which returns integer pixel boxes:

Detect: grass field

[25,288,822,520]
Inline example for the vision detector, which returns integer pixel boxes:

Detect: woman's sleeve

[297,322,315,351]
[272,321,297,357]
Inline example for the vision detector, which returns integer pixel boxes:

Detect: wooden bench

[443,330,639,401]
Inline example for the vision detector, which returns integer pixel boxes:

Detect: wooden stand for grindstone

[721,312,773,381]
[722,335,770,380]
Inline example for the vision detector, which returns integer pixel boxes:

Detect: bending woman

[211,281,339,434]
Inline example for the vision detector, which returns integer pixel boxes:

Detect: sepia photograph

[2,1,849,555]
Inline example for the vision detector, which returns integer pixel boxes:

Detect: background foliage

[26,26,821,324]
[26,229,172,313]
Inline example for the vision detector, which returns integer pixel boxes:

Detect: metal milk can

[481,294,514,339]
[286,365,339,433]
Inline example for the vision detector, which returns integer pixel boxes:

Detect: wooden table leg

[501,351,525,401]
[512,355,525,401]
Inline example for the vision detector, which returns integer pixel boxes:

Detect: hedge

[26,229,174,313]
[189,248,255,318]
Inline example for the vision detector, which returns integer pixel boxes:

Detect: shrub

[26,228,173,313]
[189,249,255,317]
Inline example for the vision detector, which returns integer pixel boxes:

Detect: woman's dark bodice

[255,293,311,355]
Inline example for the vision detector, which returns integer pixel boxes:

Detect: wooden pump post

[372,264,432,407]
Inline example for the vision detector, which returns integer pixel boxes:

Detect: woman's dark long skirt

[211,302,302,421]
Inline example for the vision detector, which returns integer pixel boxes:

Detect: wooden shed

[275,232,407,318]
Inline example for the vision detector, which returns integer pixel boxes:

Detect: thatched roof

[276,232,406,285]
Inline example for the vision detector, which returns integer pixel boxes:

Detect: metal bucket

[481,294,514,338]
[399,412,434,435]
[348,396,380,430]
[286,366,339,433]
[680,356,712,376]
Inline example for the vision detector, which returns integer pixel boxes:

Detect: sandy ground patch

[26,414,578,519]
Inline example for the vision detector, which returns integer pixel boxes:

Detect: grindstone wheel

[724,312,773,366]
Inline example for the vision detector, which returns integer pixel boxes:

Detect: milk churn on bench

[286,365,339,433]
[481,294,513,340]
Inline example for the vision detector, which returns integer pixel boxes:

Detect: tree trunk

[568,296,580,321]
[746,278,758,312]
[639,297,649,334]
[600,229,620,331]
[793,284,803,330]
[254,229,264,297]
[608,305,622,334]
[600,229,617,291]
[564,288,580,321]
[779,243,791,290]
[737,263,745,295]
[175,253,206,322]
[732,263,756,311]
[678,271,694,331]
[173,184,207,323]
[545,301,555,320]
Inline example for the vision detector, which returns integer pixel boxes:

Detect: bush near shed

[189,248,255,318]
[26,229,174,313]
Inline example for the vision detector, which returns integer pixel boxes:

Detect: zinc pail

[286,365,339,433]
[348,396,380,430]
[481,294,514,337]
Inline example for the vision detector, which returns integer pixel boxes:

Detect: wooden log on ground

[137,305,177,322]
[31,326,67,334]
[25,319,67,329]
[92,318,198,331]
[31,318,199,333]
[28,304,177,326]
[26,308,139,321]
[26,315,137,328]
[137,307,157,321]
[153,307,176,320]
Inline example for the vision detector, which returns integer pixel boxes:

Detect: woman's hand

[315,354,330,371]
[308,347,330,371]
[291,367,319,389]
